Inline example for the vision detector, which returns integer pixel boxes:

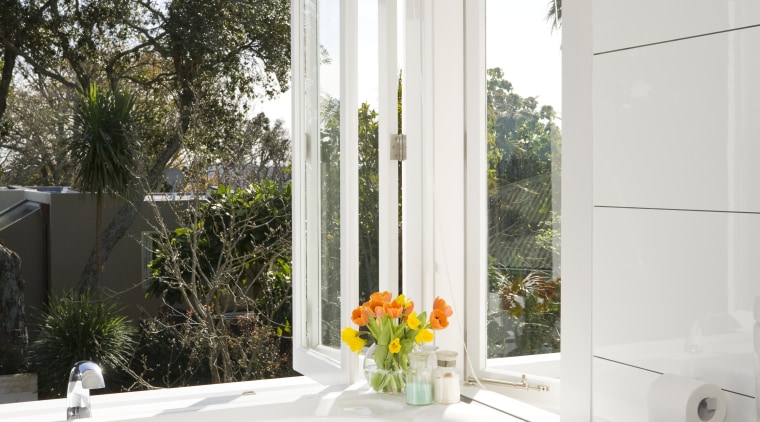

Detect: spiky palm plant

[29,292,136,398]
[69,83,136,291]
[546,0,562,32]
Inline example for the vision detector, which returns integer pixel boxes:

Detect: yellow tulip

[341,327,366,353]
[389,337,401,354]
[415,328,434,344]
[406,311,421,330]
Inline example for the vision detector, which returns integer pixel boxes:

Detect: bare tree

[141,148,292,383]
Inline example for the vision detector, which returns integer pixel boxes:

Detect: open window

[292,1,562,400]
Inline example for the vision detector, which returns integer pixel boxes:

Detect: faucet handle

[72,361,105,390]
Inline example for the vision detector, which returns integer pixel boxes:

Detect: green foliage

[545,0,562,32]
[130,311,293,388]
[28,291,136,398]
[164,0,291,99]
[358,102,380,298]
[486,68,562,357]
[146,180,292,328]
[69,82,136,196]
[1,0,292,291]
[315,98,383,347]
[316,95,342,348]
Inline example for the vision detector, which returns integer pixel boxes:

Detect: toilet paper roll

[647,374,727,422]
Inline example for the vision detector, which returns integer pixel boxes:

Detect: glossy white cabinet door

[593,207,760,396]
[594,0,760,53]
[592,357,757,422]
[595,26,760,213]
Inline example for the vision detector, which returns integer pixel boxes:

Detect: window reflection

[318,0,341,348]
[485,0,562,358]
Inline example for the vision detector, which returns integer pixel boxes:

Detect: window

[467,0,562,382]
[485,0,561,366]
[293,0,562,396]
[292,0,399,384]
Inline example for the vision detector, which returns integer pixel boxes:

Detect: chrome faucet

[66,361,105,420]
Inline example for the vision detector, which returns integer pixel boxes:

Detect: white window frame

[463,0,561,392]
[292,0,402,385]
[293,3,577,411]
[292,0,348,384]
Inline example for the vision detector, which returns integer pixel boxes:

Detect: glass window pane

[485,0,562,359]
[318,0,341,348]
[357,1,380,300]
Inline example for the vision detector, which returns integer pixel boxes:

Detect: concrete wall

[0,205,47,329]
[0,188,184,330]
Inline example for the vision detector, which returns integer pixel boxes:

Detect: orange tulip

[370,291,392,303]
[385,300,403,318]
[430,308,450,330]
[351,306,369,326]
[403,300,415,316]
[372,306,386,318]
[364,291,393,317]
[433,296,453,317]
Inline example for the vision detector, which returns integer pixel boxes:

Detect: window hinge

[305,133,311,161]
[390,134,407,161]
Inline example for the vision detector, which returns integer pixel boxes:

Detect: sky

[254,0,562,132]
[487,0,562,116]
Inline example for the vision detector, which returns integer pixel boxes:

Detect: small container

[406,351,433,405]
[433,351,460,404]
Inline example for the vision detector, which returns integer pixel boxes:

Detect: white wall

[590,1,760,420]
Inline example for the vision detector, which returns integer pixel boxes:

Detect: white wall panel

[594,207,760,397]
[594,0,760,53]
[595,26,760,212]
[592,357,756,422]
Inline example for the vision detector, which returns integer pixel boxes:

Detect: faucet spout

[66,361,105,420]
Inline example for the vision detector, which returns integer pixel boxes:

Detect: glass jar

[433,351,460,404]
[406,351,433,405]
[421,345,439,371]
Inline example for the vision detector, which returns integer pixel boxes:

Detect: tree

[145,180,292,383]
[68,82,136,291]
[0,0,292,290]
[486,67,561,357]
[0,78,76,185]
[545,0,562,32]
[0,243,27,373]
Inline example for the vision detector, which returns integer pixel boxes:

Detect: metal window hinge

[390,134,407,161]
[305,133,311,161]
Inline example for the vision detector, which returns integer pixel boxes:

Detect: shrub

[28,291,136,398]
[129,309,294,389]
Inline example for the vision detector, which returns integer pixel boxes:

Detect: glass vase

[363,344,406,394]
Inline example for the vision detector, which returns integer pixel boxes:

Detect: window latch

[390,134,407,161]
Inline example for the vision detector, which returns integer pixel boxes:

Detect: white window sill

[473,353,562,415]
[0,376,559,422]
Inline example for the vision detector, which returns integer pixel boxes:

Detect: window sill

[461,384,559,421]
[0,376,558,422]
[472,352,562,415]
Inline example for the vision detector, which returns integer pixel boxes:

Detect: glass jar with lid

[405,351,433,405]
[433,350,460,404]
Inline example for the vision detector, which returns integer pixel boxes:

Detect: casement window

[291,0,562,405]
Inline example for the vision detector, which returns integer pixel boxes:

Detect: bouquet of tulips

[341,291,454,393]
